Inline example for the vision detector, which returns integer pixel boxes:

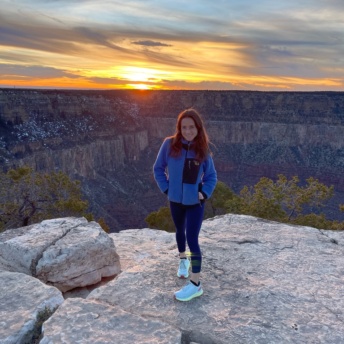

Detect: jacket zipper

[182,142,190,203]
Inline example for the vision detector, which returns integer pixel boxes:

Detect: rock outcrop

[1,214,344,343]
[40,298,182,344]
[0,271,64,344]
[85,215,344,344]
[0,217,121,292]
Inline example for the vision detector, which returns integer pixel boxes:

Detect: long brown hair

[169,108,211,161]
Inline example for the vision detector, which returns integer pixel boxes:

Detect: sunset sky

[1,0,343,91]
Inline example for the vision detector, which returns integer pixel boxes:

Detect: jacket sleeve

[200,155,217,199]
[153,138,170,194]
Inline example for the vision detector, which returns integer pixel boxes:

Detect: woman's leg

[185,203,205,283]
[170,202,191,278]
[173,203,205,301]
[169,202,187,254]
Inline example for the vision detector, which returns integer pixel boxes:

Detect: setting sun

[123,67,153,82]
[129,83,151,90]
[118,67,162,89]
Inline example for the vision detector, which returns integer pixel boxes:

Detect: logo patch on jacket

[183,158,201,184]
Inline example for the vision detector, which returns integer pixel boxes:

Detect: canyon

[1,88,344,231]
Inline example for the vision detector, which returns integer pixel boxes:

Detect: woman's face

[181,117,198,142]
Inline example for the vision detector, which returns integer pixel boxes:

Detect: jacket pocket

[183,158,201,184]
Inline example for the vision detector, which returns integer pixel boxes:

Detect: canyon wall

[1,89,344,230]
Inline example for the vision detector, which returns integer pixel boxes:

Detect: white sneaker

[175,281,203,301]
[177,258,190,278]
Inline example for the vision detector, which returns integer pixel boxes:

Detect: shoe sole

[174,289,203,302]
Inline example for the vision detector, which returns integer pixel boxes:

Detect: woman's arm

[153,138,170,194]
[200,156,217,199]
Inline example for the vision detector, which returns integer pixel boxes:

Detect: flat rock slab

[90,214,344,344]
[40,298,181,344]
[0,217,121,291]
[0,270,64,344]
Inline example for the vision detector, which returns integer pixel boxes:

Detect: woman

[153,108,217,301]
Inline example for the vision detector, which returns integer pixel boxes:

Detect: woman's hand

[198,192,205,200]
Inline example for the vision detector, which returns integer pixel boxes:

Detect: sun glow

[128,83,151,90]
[118,66,164,89]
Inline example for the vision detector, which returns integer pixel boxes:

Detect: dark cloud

[0,64,78,79]
[162,79,242,90]
[131,40,171,47]
[73,27,128,52]
[0,14,194,71]
[0,16,87,56]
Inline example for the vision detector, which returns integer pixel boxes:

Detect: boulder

[86,214,344,344]
[0,217,121,292]
[0,270,64,344]
[40,298,181,344]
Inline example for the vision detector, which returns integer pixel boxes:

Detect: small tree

[97,217,110,233]
[145,175,340,232]
[239,177,289,221]
[145,206,175,232]
[205,181,240,218]
[238,174,334,224]
[0,166,89,231]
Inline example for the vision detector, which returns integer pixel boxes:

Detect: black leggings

[169,201,205,274]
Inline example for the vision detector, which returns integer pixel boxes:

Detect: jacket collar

[181,138,194,145]
[181,138,195,150]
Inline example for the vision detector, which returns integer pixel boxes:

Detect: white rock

[0,271,64,344]
[0,218,85,275]
[0,217,121,292]
[40,298,181,344]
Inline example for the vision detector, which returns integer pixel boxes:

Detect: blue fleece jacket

[153,138,217,205]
